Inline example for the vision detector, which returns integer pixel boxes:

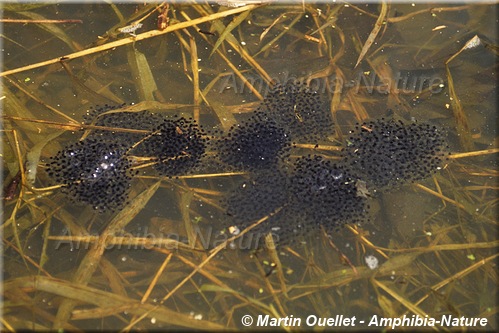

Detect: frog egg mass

[223,171,302,248]
[256,81,334,142]
[85,105,208,177]
[217,114,292,171]
[46,105,209,212]
[83,104,160,133]
[223,156,370,248]
[224,171,290,233]
[342,118,450,191]
[140,116,208,177]
[47,139,132,212]
[83,105,164,156]
[289,155,369,233]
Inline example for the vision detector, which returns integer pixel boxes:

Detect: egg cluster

[225,171,291,246]
[221,84,449,248]
[46,82,448,244]
[139,117,208,177]
[342,119,450,191]
[47,105,207,212]
[255,81,334,142]
[224,156,370,247]
[83,104,162,134]
[216,81,334,172]
[218,114,291,171]
[47,139,132,212]
[84,105,156,148]
[289,155,369,231]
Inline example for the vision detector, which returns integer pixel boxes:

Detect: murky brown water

[2,2,497,330]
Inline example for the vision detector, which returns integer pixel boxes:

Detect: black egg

[342,118,449,191]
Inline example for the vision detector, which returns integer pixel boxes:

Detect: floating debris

[47,139,133,212]
[118,22,143,36]
[215,0,272,7]
[342,118,449,191]
[365,255,379,270]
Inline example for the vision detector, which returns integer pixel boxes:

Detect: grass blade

[0,4,259,78]
[126,45,158,101]
[7,276,225,329]
[53,182,160,328]
[210,10,250,57]
[355,1,388,68]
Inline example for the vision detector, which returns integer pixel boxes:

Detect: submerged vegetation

[1,2,498,331]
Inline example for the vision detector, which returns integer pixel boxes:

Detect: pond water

[1,2,497,331]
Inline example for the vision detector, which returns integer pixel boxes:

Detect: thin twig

[0,5,260,78]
